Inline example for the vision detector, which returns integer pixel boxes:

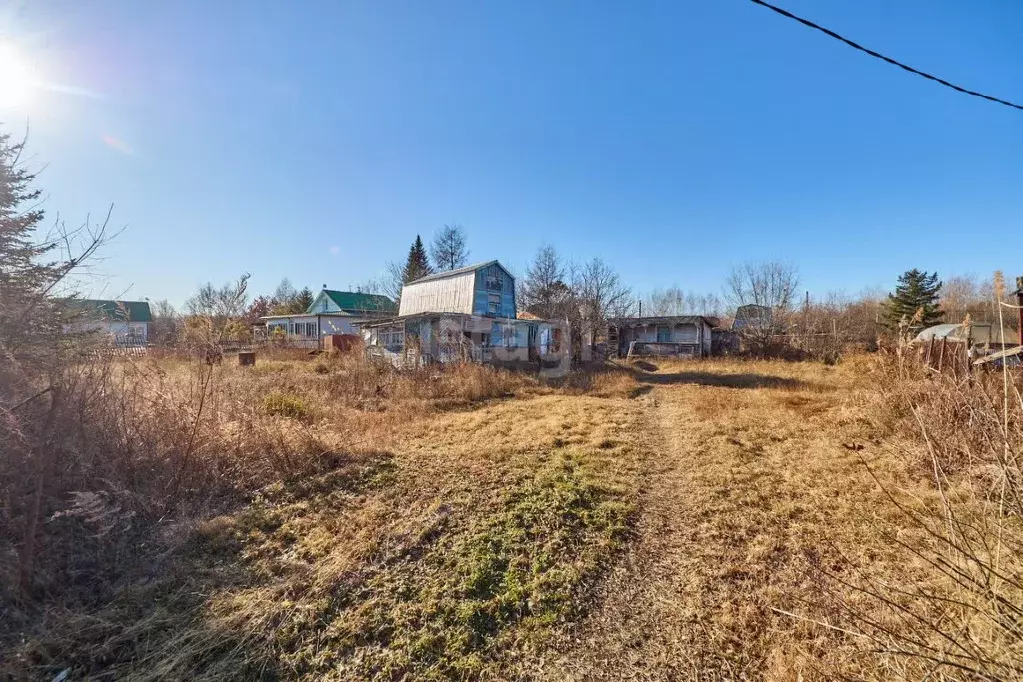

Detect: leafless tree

[149,299,180,346]
[184,274,251,346]
[573,257,633,335]
[382,260,405,304]
[520,245,574,319]
[724,260,799,355]
[430,224,469,272]
[645,286,686,316]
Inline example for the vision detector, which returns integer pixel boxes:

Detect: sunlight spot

[329,246,340,255]
[0,43,33,108]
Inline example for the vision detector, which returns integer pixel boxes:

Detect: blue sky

[3,0,1022,307]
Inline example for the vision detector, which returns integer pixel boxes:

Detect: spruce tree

[401,235,433,285]
[883,269,943,331]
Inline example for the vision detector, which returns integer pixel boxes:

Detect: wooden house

[607,316,715,358]
[398,260,516,318]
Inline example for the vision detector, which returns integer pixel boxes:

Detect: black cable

[750,0,1023,112]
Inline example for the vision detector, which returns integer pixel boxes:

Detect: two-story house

[363,260,568,373]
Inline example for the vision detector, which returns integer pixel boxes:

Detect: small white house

[259,289,396,346]
[72,300,152,345]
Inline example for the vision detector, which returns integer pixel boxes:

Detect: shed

[607,316,715,358]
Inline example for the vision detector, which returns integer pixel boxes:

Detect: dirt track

[540,361,899,681]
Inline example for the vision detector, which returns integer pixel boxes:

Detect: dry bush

[830,352,1023,680]
[3,348,642,679]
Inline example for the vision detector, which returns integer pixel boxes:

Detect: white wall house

[258,289,396,347]
[72,300,152,345]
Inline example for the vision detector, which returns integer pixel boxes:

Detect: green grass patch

[273,452,634,679]
[262,391,309,420]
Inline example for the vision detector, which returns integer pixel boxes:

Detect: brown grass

[5,350,1016,680]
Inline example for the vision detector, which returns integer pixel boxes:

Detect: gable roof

[319,290,396,313]
[407,260,507,285]
[76,299,153,323]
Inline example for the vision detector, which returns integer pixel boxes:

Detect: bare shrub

[831,354,1023,679]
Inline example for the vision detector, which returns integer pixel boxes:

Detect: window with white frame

[488,293,501,314]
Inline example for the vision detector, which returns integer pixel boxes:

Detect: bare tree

[645,286,686,316]
[520,245,574,319]
[184,274,251,346]
[149,299,180,346]
[573,257,633,336]
[382,260,405,304]
[430,224,469,272]
[724,260,799,356]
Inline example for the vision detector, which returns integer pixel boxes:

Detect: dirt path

[542,362,892,681]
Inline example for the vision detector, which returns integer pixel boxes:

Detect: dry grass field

[4,352,1018,680]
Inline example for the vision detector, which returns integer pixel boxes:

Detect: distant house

[363,260,569,375]
[607,316,715,358]
[731,304,773,332]
[398,260,516,318]
[259,289,396,347]
[71,300,153,345]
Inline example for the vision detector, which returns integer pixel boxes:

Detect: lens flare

[0,45,34,108]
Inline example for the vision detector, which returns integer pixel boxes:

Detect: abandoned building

[607,316,716,358]
[363,260,570,374]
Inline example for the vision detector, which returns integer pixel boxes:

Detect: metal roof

[914,323,1018,345]
[609,315,716,326]
[320,290,396,313]
[406,260,506,285]
[259,312,353,320]
[74,299,153,323]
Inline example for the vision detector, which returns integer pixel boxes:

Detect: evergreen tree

[401,235,433,285]
[883,269,943,331]
[294,286,314,313]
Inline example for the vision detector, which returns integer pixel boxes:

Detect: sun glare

[0,45,33,108]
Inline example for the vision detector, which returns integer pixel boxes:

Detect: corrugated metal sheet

[398,270,477,316]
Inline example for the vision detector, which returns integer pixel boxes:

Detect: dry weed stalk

[832,352,1023,680]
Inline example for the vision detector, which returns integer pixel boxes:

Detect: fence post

[938,337,947,373]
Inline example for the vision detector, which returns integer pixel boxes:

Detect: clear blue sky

[3,0,1022,307]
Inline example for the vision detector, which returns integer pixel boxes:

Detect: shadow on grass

[632,369,810,390]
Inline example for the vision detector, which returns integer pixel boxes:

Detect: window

[486,272,503,290]
[306,322,316,336]
[657,326,671,343]
[488,293,501,314]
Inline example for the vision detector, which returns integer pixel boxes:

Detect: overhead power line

[749,0,1023,112]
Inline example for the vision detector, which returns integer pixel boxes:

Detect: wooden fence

[921,337,972,377]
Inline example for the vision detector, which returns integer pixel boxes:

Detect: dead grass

[8,351,1010,680]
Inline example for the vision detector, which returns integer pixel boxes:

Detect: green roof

[76,299,153,322]
[317,290,396,314]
